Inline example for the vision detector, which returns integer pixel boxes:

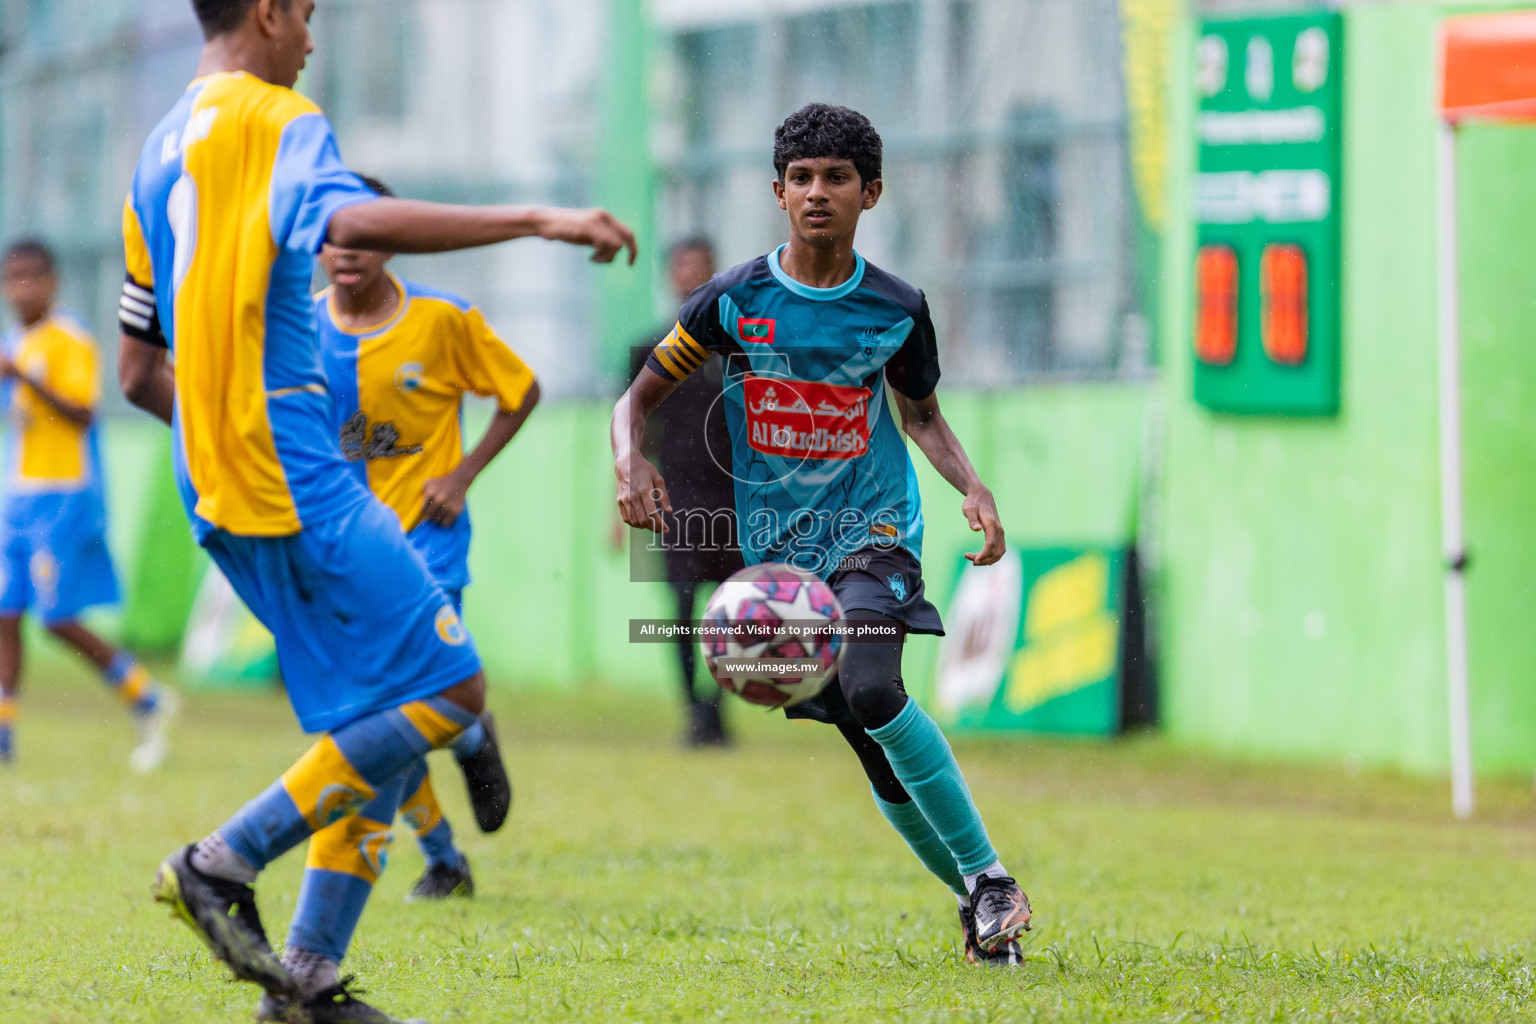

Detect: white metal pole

[1435,120,1475,819]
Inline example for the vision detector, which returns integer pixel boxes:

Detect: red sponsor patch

[742,375,870,461]
[738,317,776,344]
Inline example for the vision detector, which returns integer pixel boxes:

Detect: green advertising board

[933,547,1127,735]
[1193,12,1342,415]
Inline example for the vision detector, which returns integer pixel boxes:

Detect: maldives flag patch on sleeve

[738,317,776,344]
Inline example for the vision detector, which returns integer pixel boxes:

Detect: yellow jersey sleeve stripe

[122,198,154,287]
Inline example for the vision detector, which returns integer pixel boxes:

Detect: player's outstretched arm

[118,334,174,426]
[611,366,680,533]
[327,200,638,265]
[892,390,1006,566]
[421,380,541,527]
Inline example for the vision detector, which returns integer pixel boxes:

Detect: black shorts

[785,545,944,726]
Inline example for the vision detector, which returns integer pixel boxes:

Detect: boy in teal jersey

[613,104,1031,965]
[316,174,536,902]
[118,1,634,1020]
[0,240,177,772]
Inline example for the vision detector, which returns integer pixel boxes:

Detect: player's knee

[839,664,908,731]
[439,669,486,717]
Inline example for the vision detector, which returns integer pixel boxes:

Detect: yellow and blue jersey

[120,71,379,541]
[646,245,942,577]
[316,274,535,590]
[0,309,108,532]
[0,310,119,621]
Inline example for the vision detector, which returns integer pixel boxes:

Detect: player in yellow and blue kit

[117,2,633,1021]
[0,240,177,772]
[317,174,538,902]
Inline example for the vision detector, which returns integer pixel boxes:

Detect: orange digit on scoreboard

[1260,243,1308,365]
[1194,244,1238,366]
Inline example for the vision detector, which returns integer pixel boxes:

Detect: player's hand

[421,470,471,527]
[615,454,671,533]
[962,483,1005,566]
[0,354,17,380]
[540,208,638,266]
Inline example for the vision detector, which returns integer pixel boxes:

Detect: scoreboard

[1193,12,1343,416]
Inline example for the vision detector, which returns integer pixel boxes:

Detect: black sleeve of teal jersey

[883,294,941,400]
[644,277,725,383]
[119,274,167,348]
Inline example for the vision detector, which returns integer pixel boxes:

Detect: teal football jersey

[646,245,940,577]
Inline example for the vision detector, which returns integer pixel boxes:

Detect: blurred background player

[614,104,1030,966]
[316,174,531,901]
[627,238,742,747]
[117,0,634,1020]
[0,239,175,771]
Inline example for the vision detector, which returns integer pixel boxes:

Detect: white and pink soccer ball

[700,563,845,709]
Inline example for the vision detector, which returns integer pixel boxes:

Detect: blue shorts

[0,528,120,624]
[203,492,482,734]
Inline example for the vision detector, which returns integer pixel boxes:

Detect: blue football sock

[216,695,476,873]
[415,819,461,869]
[871,788,966,896]
[102,651,160,716]
[866,700,998,876]
[450,717,486,759]
[0,693,15,759]
[398,758,462,869]
[286,768,409,962]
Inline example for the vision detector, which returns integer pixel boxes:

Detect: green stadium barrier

[120,434,204,651]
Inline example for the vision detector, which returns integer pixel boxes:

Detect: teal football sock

[871,788,966,896]
[866,700,998,876]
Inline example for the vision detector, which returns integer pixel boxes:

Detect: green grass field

[5,662,1536,1023]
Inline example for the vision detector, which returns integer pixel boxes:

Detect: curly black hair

[773,104,883,186]
[190,0,290,37]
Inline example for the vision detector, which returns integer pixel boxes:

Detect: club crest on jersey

[886,573,908,601]
[738,317,776,344]
[394,361,425,391]
[435,605,469,646]
[859,326,880,359]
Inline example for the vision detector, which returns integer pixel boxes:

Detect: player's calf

[0,690,15,763]
[156,692,480,990]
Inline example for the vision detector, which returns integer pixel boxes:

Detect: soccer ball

[700,563,845,709]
